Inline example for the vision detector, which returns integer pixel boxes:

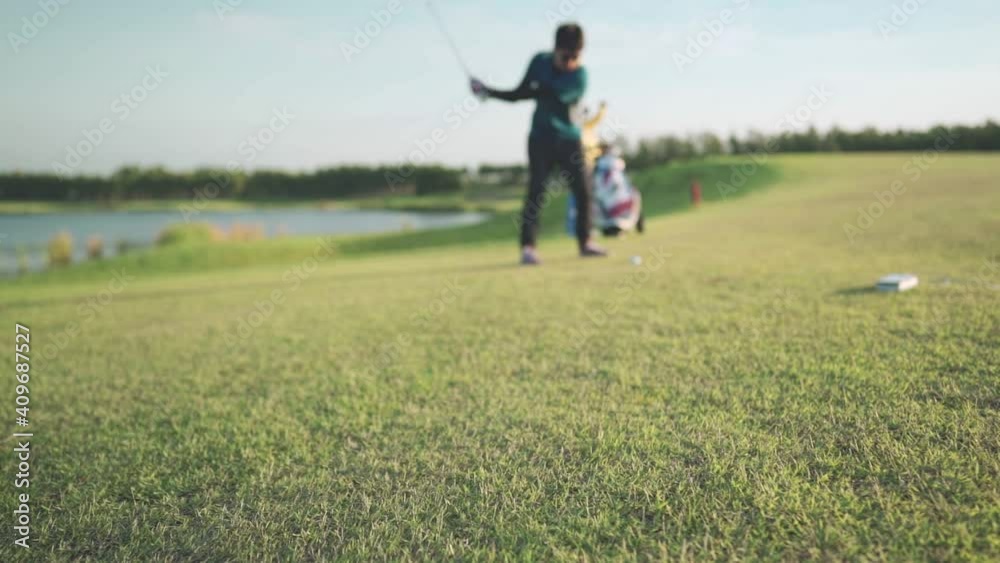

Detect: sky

[1,0,997,175]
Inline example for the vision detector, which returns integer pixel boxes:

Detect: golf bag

[567,153,644,237]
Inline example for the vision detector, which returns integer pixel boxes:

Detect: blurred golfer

[471,23,607,265]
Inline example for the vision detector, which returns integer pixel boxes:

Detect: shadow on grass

[834,286,878,296]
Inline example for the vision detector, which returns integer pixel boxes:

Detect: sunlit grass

[0,154,997,560]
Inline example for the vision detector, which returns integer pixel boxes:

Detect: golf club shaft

[426,0,472,78]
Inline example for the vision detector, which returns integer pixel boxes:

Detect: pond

[0,208,488,275]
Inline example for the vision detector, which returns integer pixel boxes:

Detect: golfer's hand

[470,78,489,100]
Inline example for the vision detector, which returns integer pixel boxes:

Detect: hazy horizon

[2,0,997,175]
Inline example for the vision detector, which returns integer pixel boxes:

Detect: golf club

[426,0,473,78]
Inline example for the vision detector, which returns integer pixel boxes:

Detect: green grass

[0,192,495,216]
[0,198,330,215]
[1,154,997,561]
[8,160,776,285]
[352,183,525,213]
[0,182,517,216]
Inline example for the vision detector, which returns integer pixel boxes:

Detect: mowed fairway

[1,154,998,561]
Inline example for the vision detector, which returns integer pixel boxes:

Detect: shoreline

[0,194,517,217]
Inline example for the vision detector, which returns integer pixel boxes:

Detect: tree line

[475,121,1000,177]
[2,121,996,201]
[627,120,1000,169]
[0,165,464,202]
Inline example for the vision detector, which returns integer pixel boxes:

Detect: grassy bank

[4,159,778,285]
[0,183,521,216]
[0,154,997,560]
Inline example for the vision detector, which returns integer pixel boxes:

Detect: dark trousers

[521,135,592,249]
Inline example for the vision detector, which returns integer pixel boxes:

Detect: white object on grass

[876,274,919,292]
[630,256,643,266]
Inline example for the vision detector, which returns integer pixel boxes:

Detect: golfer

[471,23,607,265]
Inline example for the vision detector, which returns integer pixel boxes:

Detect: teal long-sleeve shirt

[487,52,588,142]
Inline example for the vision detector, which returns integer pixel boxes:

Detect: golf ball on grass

[630,256,643,266]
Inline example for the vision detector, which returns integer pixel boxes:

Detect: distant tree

[477,164,528,185]
[742,131,769,154]
[3,121,999,200]
[697,133,725,156]
[110,166,143,201]
[413,166,464,196]
[728,135,743,155]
